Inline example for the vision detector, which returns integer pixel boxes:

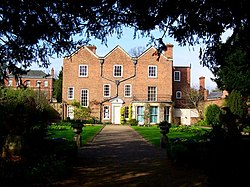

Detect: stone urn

[72,122,84,148]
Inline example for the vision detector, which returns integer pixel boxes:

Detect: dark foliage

[1,0,250,92]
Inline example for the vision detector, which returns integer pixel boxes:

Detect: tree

[1,0,250,91]
[53,68,62,102]
[211,37,250,97]
[182,87,205,119]
[205,104,221,126]
[128,46,146,57]
[225,90,248,119]
[71,101,91,121]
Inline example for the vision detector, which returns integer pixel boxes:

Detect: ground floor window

[103,106,110,119]
[137,106,144,123]
[164,107,170,122]
[124,106,129,119]
[67,105,74,119]
[150,106,158,123]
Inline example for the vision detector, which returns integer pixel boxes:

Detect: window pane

[124,84,131,97]
[148,66,157,77]
[137,106,144,123]
[103,84,110,97]
[114,65,122,77]
[79,65,88,77]
[150,106,158,123]
[80,89,88,106]
[148,86,156,101]
[174,71,180,81]
[176,91,182,99]
[68,87,74,99]
[44,80,48,87]
[124,106,129,118]
[103,106,110,119]
[8,80,12,86]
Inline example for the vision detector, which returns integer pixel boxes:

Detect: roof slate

[207,92,223,99]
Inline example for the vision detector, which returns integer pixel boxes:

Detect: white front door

[113,106,121,124]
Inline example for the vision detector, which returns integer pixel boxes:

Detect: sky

[31,27,232,91]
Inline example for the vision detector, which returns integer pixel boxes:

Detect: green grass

[132,125,210,147]
[48,125,103,145]
[132,126,162,147]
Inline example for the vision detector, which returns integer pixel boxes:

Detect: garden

[0,88,103,186]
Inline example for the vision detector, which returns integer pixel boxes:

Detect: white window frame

[79,65,88,77]
[103,106,110,119]
[148,65,157,78]
[174,71,181,81]
[148,86,157,101]
[67,105,74,119]
[44,80,48,87]
[176,91,182,99]
[36,80,41,87]
[103,84,111,97]
[113,65,123,77]
[80,89,89,107]
[67,87,74,100]
[8,80,12,86]
[124,84,132,97]
[26,80,30,87]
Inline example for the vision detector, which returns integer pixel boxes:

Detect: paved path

[53,125,208,187]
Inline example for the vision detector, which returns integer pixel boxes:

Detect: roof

[207,92,223,99]
[9,70,50,78]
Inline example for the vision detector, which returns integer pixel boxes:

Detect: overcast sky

[32,27,233,91]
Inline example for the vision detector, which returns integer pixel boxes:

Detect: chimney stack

[164,43,174,59]
[199,76,208,100]
[50,68,55,79]
[87,45,97,54]
[199,76,205,90]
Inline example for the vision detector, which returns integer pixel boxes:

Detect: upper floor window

[148,65,157,78]
[148,86,157,101]
[44,80,48,87]
[103,84,110,97]
[8,80,12,86]
[80,89,89,107]
[36,80,41,87]
[67,87,74,100]
[124,84,132,97]
[79,65,88,77]
[174,71,181,81]
[176,91,182,99]
[26,80,30,87]
[113,65,123,77]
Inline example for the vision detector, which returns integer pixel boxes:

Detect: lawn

[132,125,210,147]
[48,124,103,145]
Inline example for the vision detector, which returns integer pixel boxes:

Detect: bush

[194,120,208,126]
[205,104,222,126]
[128,119,138,126]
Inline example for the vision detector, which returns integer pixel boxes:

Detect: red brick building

[4,69,55,101]
[62,44,191,125]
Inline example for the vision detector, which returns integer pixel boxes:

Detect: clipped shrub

[205,104,222,126]
[120,106,125,124]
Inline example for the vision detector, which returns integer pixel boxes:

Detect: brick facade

[62,45,190,125]
[3,69,54,101]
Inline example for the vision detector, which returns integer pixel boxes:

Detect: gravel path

[52,125,208,187]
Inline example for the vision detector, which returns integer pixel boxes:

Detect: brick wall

[62,44,190,123]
